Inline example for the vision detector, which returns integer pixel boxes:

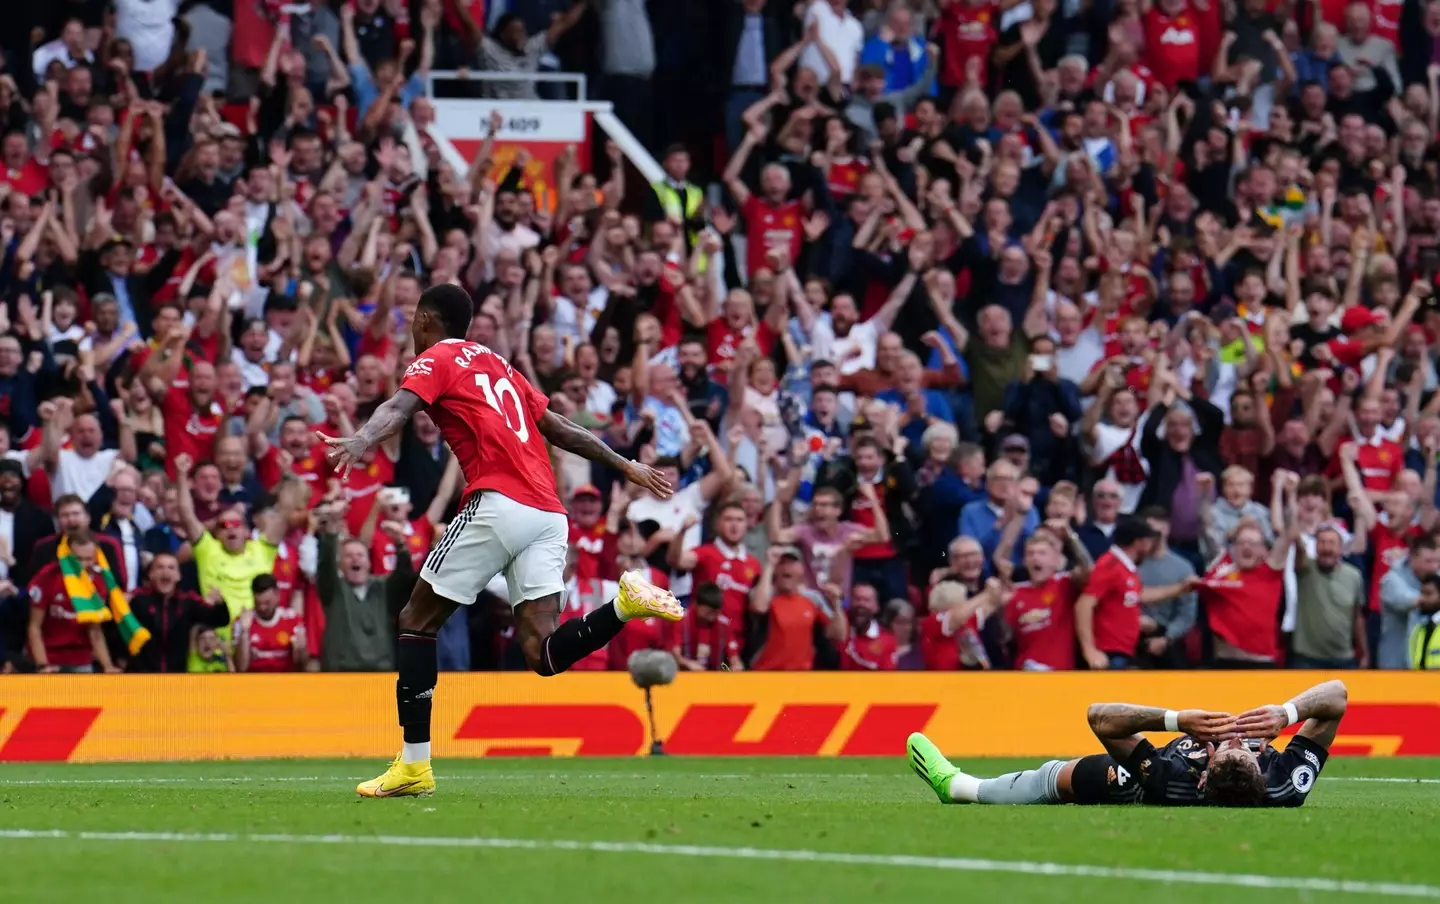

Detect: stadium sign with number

[1,673,1437,762]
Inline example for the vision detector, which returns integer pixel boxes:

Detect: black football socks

[397,631,438,761]
[536,603,626,676]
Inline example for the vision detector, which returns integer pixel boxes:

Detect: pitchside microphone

[628,649,677,756]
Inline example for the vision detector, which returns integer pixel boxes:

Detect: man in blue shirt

[958,458,1038,574]
[858,4,932,94]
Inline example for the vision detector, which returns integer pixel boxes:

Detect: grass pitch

[0,756,1435,903]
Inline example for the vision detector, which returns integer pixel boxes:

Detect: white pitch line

[0,828,1435,898]
[0,774,1437,786]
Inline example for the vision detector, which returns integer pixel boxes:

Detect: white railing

[425,69,588,101]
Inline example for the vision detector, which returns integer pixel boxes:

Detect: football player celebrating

[907,680,1346,807]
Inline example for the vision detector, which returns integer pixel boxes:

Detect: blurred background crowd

[3,0,1440,675]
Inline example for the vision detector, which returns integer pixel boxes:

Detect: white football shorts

[420,491,568,606]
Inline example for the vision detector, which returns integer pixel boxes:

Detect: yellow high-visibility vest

[1409,615,1440,669]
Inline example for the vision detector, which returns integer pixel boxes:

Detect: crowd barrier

[1,673,1437,762]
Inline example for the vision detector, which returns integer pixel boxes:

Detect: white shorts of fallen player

[420,491,568,606]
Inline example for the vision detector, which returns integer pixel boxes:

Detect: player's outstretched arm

[1233,680,1347,750]
[1087,703,1236,761]
[538,409,675,499]
[323,389,426,478]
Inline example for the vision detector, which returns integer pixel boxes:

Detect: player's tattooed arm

[1087,703,1235,761]
[1234,680,1347,749]
[538,410,675,498]
[323,389,426,477]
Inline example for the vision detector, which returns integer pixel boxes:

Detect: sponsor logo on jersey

[405,357,434,378]
[1291,764,1316,793]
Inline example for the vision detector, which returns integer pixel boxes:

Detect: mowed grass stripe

[2,828,1438,899]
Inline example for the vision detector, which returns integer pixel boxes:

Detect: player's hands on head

[1177,710,1237,743]
[1232,704,1289,741]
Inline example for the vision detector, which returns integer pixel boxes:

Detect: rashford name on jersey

[399,339,566,516]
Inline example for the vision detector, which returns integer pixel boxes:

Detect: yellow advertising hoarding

[1,672,1436,762]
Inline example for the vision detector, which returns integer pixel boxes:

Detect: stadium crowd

[2,0,1440,675]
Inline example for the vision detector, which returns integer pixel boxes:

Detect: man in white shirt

[32,19,95,77]
[800,0,865,88]
[41,399,126,506]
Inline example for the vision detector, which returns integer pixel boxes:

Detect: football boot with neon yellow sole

[356,755,436,798]
[616,570,684,622]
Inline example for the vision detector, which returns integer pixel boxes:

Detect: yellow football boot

[615,570,684,621]
[356,755,436,798]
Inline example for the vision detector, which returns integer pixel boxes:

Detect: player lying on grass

[908,679,1346,807]
[324,285,683,799]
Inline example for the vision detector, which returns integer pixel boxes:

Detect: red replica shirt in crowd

[244,608,305,672]
[690,542,761,629]
[843,622,898,670]
[370,515,435,575]
[1142,6,1201,88]
[2,159,47,196]
[610,614,667,669]
[1331,437,1404,492]
[1005,572,1079,670]
[706,317,777,379]
[257,443,333,506]
[1369,521,1420,613]
[665,608,740,669]
[919,609,962,670]
[849,484,895,560]
[825,157,869,199]
[569,521,611,583]
[1085,548,1144,657]
[28,564,93,668]
[399,339,564,514]
[1198,556,1284,661]
[740,195,803,276]
[342,449,397,538]
[753,593,830,671]
[160,385,224,475]
[937,0,997,88]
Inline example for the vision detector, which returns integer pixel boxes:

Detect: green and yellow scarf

[59,535,151,655]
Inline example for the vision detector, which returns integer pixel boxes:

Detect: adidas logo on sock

[415,687,434,699]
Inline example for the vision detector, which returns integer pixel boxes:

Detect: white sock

[610,597,633,622]
[402,742,431,764]
[948,772,981,803]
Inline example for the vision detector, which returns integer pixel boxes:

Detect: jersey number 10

[475,373,530,442]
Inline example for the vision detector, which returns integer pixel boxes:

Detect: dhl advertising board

[1,673,1437,762]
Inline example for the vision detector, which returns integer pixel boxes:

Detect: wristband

[1283,702,1299,727]
[1163,710,1180,733]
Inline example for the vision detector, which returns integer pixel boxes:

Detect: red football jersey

[690,543,761,631]
[400,340,564,514]
[937,0,996,88]
[706,317,777,379]
[740,195,803,277]
[664,609,739,669]
[842,623,898,670]
[342,450,397,537]
[919,609,961,670]
[1330,438,1404,493]
[1085,549,1144,658]
[569,521,610,583]
[1143,6,1201,89]
[371,515,435,575]
[1368,521,1420,613]
[244,607,305,672]
[1198,556,1284,661]
[161,386,223,475]
[28,564,93,668]
[1005,572,1079,670]
[849,484,895,560]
